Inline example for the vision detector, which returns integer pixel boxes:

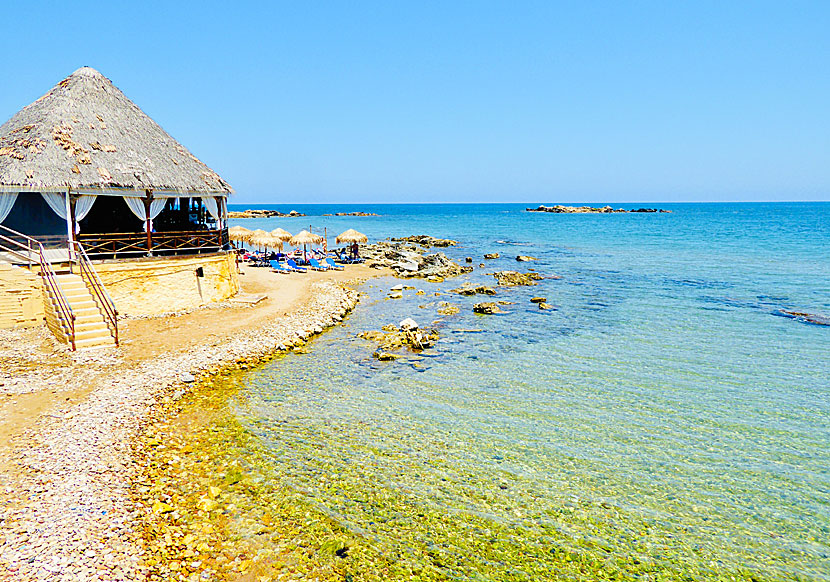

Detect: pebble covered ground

[0,281,359,581]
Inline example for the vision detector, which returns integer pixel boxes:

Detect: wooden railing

[71,241,118,346]
[40,248,76,351]
[0,224,76,350]
[78,228,228,258]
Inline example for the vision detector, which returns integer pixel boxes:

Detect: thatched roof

[0,67,233,195]
[336,228,368,243]
[228,226,252,242]
[289,230,323,246]
[270,227,292,242]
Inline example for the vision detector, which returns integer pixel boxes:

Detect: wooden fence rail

[78,229,228,259]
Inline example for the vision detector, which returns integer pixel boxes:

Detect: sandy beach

[0,263,385,581]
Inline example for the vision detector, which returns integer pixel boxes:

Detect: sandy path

[119,263,381,360]
[0,264,382,454]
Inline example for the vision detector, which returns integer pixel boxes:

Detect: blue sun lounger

[308,258,328,271]
[286,259,307,273]
[270,260,291,274]
[324,257,344,270]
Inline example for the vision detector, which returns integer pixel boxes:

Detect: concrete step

[74,319,108,331]
[75,328,112,341]
[74,336,116,350]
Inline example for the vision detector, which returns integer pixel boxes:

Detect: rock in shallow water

[473,302,503,314]
[492,271,543,286]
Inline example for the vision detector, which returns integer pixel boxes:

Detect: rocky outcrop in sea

[527,205,670,213]
[362,236,469,279]
[227,209,305,218]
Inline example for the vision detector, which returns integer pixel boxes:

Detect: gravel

[0,281,359,581]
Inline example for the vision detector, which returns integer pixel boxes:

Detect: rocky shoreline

[0,281,360,581]
[321,211,379,217]
[362,235,469,281]
[227,209,306,218]
[527,205,671,213]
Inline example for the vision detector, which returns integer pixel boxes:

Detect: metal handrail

[39,248,76,351]
[71,241,118,346]
[0,223,40,268]
[0,224,76,350]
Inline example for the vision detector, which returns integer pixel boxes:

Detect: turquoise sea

[227,202,829,580]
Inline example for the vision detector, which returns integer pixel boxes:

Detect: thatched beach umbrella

[289,230,323,261]
[247,229,268,251]
[228,226,252,243]
[249,232,281,252]
[270,227,292,242]
[337,229,368,259]
[336,229,368,244]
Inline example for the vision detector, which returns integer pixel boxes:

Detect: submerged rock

[530,297,546,303]
[359,325,439,352]
[777,310,830,326]
[516,255,537,262]
[484,253,500,259]
[538,302,553,310]
[451,283,496,296]
[437,302,460,315]
[473,302,503,315]
[492,271,543,286]
[390,235,457,247]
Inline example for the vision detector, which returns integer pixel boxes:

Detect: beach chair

[286,259,307,273]
[270,260,291,274]
[324,257,344,270]
[308,258,328,271]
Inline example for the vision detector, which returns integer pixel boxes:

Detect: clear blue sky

[1,1,828,203]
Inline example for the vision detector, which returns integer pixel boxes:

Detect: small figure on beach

[351,242,360,260]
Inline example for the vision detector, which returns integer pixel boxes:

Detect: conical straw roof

[228,226,252,242]
[0,66,233,194]
[250,232,282,249]
[336,228,368,243]
[270,227,292,242]
[289,230,323,246]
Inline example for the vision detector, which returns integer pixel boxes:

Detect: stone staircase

[45,272,117,350]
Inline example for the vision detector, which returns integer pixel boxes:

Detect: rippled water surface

[227,203,830,580]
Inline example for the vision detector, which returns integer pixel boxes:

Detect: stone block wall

[0,262,45,329]
[94,251,240,317]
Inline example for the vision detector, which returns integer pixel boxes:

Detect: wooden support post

[144,190,153,256]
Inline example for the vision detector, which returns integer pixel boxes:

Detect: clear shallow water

[229,203,830,579]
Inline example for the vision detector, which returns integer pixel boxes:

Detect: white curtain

[124,197,166,230]
[74,195,97,221]
[203,196,220,220]
[41,192,69,219]
[0,192,17,224]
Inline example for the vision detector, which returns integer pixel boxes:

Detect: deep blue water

[228,202,830,579]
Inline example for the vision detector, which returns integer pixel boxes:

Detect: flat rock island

[527,205,671,213]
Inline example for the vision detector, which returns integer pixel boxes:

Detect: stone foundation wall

[0,262,45,329]
[93,252,240,317]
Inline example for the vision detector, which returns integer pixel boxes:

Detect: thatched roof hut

[0,67,232,195]
[0,67,235,260]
